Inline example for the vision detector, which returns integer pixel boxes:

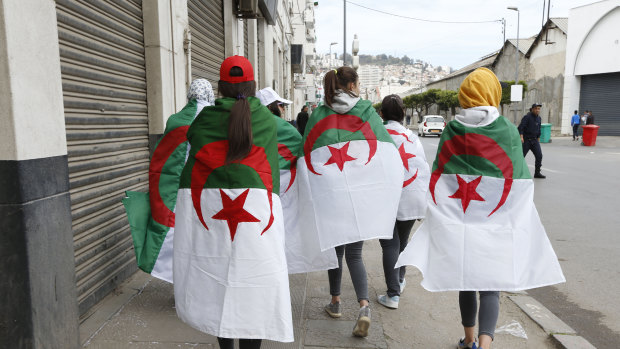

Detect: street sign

[511,84,523,102]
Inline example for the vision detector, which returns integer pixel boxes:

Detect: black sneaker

[534,172,546,179]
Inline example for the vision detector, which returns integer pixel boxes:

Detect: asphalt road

[417,133,620,349]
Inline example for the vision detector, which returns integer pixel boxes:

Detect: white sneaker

[399,278,406,294]
[377,295,399,309]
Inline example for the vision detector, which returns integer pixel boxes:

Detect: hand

[520,135,524,143]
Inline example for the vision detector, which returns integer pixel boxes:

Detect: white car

[418,115,446,137]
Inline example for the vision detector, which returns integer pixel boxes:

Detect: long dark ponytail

[218,66,256,163]
[323,66,359,107]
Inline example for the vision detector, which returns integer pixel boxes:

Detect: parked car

[418,115,446,137]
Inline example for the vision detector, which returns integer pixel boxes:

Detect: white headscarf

[187,79,215,106]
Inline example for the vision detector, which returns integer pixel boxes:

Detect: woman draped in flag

[255,87,338,274]
[173,56,293,348]
[376,94,430,310]
[297,66,403,337]
[396,68,565,349]
[123,78,214,283]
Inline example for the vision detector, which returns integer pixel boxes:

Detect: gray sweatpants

[459,291,500,339]
[327,241,369,302]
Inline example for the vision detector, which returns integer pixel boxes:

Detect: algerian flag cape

[173,97,293,342]
[384,120,430,220]
[396,107,565,291]
[123,99,205,283]
[273,115,338,273]
[296,98,403,250]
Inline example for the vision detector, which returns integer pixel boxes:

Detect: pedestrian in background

[518,103,546,178]
[377,94,430,310]
[297,105,309,135]
[571,110,580,141]
[586,110,595,125]
[581,110,589,125]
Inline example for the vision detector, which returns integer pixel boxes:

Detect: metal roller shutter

[189,0,225,90]
[56,0,148,316]
[579,72,620,136]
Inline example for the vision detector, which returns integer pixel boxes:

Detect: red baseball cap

[220,55,254,83]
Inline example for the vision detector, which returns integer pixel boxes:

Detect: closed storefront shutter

[580,72,620,136]
[188,0,225,90]
[56,0,149,316]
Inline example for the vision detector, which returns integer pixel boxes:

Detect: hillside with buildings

[315,53,452,103]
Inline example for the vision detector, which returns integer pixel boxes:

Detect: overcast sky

[314,0,597,69]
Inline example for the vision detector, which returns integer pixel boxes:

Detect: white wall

[561,1,620,134]
[0,0,67,160]
[143,0,188,136]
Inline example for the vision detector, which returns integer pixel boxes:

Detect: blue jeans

[572,124,580,139]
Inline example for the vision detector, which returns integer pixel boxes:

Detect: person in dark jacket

[296,105,309,135]
[518,103,546,179]
[586,111,595,125]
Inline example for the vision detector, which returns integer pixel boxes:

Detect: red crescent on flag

[387,129,413,143]
[303,114,377,175]
[403,169,419,188]
[429,133,513,217]
[278,143,297,193]
[149,125,190,228]
[190,140,275,234]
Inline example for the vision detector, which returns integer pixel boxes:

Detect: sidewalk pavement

[80,221,561,349]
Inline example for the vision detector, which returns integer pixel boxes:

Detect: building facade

[561,0,620,136]
[0,0,317,347]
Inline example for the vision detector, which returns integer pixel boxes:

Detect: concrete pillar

[143,0,189,151]
[0,1,79,348]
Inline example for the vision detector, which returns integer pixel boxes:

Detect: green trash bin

[540,123,552,143]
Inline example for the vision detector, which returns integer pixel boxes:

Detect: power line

[346,0,503,24]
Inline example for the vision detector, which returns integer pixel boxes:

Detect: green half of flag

[179,97,280,194]
[123,99,198,274]
[303,99,394,153]
[433,116,531,179]
[274,115,302,170]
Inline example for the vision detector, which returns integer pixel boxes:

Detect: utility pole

[343,0,346,66]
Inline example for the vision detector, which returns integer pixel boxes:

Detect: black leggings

[217,337,262,349]
[459,291,500,340]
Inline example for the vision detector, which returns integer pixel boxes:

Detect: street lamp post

[508,6,520,123]
[329,42,337,68]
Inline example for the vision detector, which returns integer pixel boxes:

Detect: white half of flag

[297,140,404,251]
[396,174,565,291]
[385,121,431,220]
[174,188,293,342]
[280,170,338,274]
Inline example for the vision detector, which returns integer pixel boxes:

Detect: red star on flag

[398,143,416,171]
[449,175,485,213]
[212,189,260,241]
[324,142,357,171]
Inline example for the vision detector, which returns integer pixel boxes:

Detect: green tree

[421,89,441,115]
[437,90,459,117]
[403,93,424,121]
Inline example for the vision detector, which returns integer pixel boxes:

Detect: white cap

[255,87,292,106]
